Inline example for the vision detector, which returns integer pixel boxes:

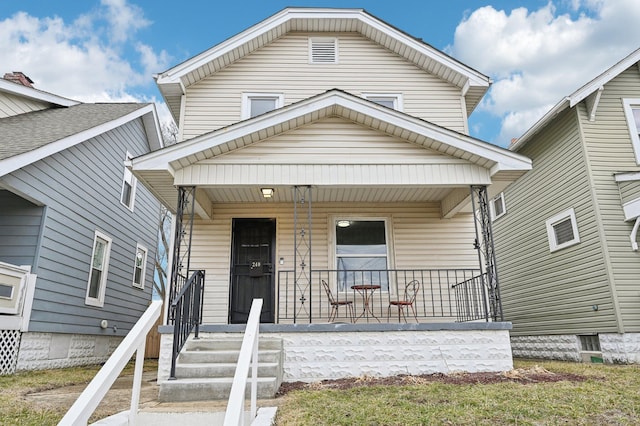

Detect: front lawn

[275,359,640,425]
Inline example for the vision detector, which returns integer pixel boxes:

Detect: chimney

[3,72,34,88]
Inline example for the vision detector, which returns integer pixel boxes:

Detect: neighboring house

[493,48,640,364]
[130,8,531,394]
[0,73,163,374]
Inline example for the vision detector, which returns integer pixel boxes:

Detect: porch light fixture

[337,220,351,227]
[261,188,274,198]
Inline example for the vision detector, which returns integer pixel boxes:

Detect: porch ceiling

[203,186,455,204]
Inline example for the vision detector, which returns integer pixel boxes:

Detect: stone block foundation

[511,333,640,364]
[14,332,122,371]
[158,322,513,383]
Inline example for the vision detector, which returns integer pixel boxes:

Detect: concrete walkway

[26,370,280,425]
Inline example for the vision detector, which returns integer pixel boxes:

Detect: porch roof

[130,90,531,218]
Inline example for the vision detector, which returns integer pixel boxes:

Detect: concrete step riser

[158,379,278,402]
[175,363,280,378]
[185,339,282,351]
[178,350,281,364]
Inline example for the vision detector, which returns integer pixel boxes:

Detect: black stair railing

[169,269,205,380]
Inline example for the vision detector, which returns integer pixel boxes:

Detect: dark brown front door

[229,219,275,324]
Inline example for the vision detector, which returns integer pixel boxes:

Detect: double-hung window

[241,93,283,119]
[490,193,506,221]
[120,151,136,211]
[623,99,640,163]
[335,219,389,291]
[132,244,147,289]
[546,208,580,252]
[86,231,112,307]
[363,93,403,111]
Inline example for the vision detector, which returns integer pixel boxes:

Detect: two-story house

[0,73,163,374]
[493,48,640,364]
[129,8,531,400]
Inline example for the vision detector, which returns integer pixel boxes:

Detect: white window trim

[490,192,506,221]
[308,37,338,64]
[622,98,640,164]
[120,151,137,212]
[545,208,580,252]
[241,92,284,120]
[362,93,404,112]
[85,230,112,307]
[132,243,148,289]
[330,216,394,294]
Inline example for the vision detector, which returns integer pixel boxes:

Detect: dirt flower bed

[276,365,594,396]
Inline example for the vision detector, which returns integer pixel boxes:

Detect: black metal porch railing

[169,269,205,380]
[277,269,489,324]
[451,272,489,322]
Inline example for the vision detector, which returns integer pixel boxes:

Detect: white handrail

[59,300,163,426]
[224,298,263,426]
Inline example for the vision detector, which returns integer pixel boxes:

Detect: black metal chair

[388,279,420,323]
[321,279,354,323]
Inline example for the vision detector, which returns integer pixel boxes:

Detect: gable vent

[309,38,337,64]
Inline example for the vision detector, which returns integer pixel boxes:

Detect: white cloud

[450,0,640,145]
[0,2,170,107]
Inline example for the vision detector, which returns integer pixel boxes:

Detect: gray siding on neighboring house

[494,107,618,336]
[0,91,49,118]
[617,180,640,205]
[579,68,640,331]
[0,118,159,336]
[0,190,44,268]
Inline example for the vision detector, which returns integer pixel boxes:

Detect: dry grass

[275,359,640,425]
[0,360,157,426]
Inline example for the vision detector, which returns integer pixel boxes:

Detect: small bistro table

[350,284,381,323]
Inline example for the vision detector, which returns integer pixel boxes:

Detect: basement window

[309,37,338,64]
[546,208,580,252]
[579,335,601,352]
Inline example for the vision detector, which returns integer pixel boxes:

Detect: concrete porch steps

[159,336,284,402]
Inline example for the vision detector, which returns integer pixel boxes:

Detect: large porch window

[335,219,389,292]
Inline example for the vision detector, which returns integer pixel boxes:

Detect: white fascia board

[614,171,640,182]
[569,47,640,108]
[0,105,155,177]
[0,79,79,107]
[156,8,489,90]
[139,104,164,150]
[622,197,640,221]
[133,91,531,174]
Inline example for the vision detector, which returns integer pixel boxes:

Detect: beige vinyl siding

[580,68,640,331]
[182,32,466,140]
[190,202,478,324]
[617,180,640,205]
[0,91,50,118]
[494,107,617,336]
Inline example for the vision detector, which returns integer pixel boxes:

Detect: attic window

[309,37,337,64]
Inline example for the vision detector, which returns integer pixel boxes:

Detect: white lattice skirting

[0,330,21,375]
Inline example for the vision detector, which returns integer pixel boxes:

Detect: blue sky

[2,0,639,146]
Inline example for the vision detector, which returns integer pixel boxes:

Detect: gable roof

[0,78,79,108]
[512,46,640,151]
[155,7,490,123]
[132,89,530,210]
[0,103,163,177]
